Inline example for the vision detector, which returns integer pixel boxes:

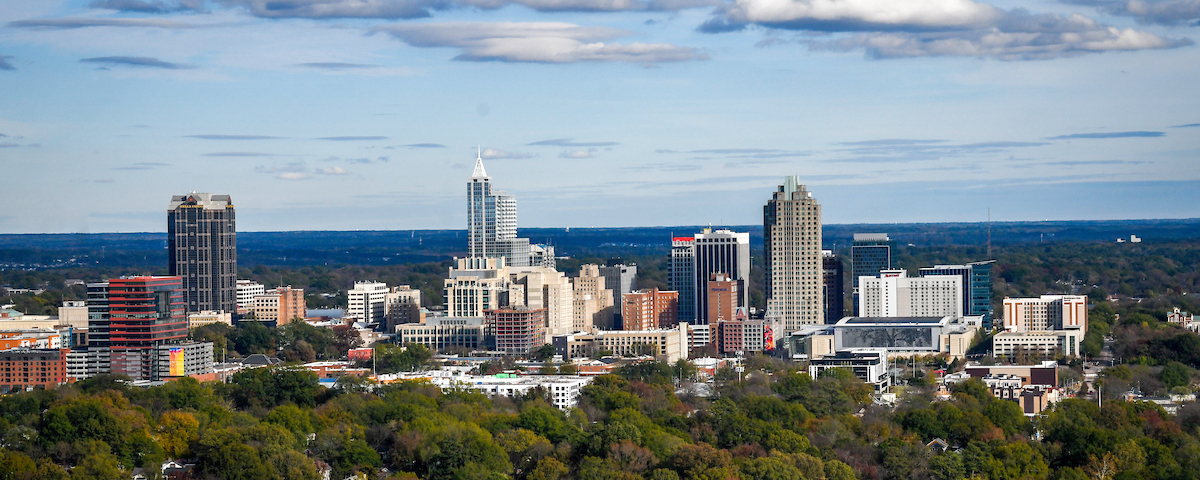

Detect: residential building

[0,330,61,349]
[963,362,1061,415]
[235,280,265,313]
[621,288,679,331]
[384,285,424,333]
[396,317,490,352]
[852,233,893,313]
[249,286,305,326]
[168,193,237,313]
[764,177,824,331]
[809,349,890,392]
[347,281,388,324]
[488,307,546,354]
[0,348,69,393]
[859,269,963,318]
[669,237,696,326]
[919,261,996,329]
[993,295,1088,357]
[707,273,740,322]
[187,311,232,329]
[87,276,189,381]
[1168,307,1195,330]
[572,265,614,332]
[553,323,690,362]
[694,229,751,325]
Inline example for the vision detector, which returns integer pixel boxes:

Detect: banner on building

[169,347,185,376]
[348,347,373,362]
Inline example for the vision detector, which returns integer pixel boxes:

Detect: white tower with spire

[467,150,526,266]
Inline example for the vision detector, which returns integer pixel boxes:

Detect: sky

[0,0,1197,233]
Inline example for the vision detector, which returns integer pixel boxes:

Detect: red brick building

[621,288,679,330]
[488,307,546,354]
[0,348,69,393]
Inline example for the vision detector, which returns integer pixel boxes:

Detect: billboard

[169,347,185,376]
[348,347,373,362]
[841,327,934,350]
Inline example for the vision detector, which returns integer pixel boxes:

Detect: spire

[472,146,488,179]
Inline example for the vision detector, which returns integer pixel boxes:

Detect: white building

[381,370,593,409]
[396,317,489,351]
[187,311,232,329]
[510,267,574,340]
[809,349,890,392]
[859,269,962,318]
[444,257,522,318]
[236,280,266,313]
[993,295,1088,357]
[785,315,979,360]
[347,281,389,324]
[553,323,690,363]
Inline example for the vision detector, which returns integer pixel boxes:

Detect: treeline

[3,355,1199,480]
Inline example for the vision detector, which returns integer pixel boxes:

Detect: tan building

[764,176,824,331]
[994,295,1088,357]
[622,289,679,331]
[384,285,424,333]
[572,265,614,333]
[250,286,305,325]
[707,273,740,322]
[57,301,88,328]
[188,310,232,329]
[510,267,574,339]
[553,323,689,363]
[444,257,521,317]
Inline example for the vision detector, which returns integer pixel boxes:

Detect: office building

[466,154,548,268]
[0,348,69,393]
[715,315,773,356]
[384,286,423,333]
[993,295,1087,357]
[155,341,214,378]
[822,251,845,324]
[694,229,751,325]
[58,301,88,328]
[553,323,689,363]
[444,257,520,318]
[249,286,305,326]
[488,307,546,354]
[396,317,490,352]
[168,193,237,313]
[706,273,740,322]
[510,267,575,338]
[572,265,614,332]
[858,269,962,318]
[599,264,637,328]
[784,315,979,360]
[236,280,265,313]
[764,177,824,331]
[669,237,696,325]
[919,261,996,329]
[87,276,189,381]
[621,288,679,331]
[851,233,893,313]
[187,310,232,329]
[809,350,890,392]
[347,281,389,324]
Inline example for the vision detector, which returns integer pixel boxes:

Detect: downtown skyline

[0,0,1198,233]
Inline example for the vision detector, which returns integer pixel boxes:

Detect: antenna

[477,145,481,160]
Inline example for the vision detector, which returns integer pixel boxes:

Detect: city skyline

[1,0,1199,233]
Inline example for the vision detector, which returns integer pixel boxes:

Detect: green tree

[1159,361,1190,389]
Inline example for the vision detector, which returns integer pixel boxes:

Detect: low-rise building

[249,286,305,326]
[1168,307,1196,331]
[784,316,979,360]
[188,311,232,330]
[396,317,490,352]
[809,349,890,392]
[155,342,215,379]
[0,329,61,349]
[382,370,592,409]
[714,315,773,355]
[0,348,69,393]
[552,323,689,363]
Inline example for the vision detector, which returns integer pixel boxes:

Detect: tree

[532,344,557,361]
[1160,361,1190,389]
[156,410,200,459]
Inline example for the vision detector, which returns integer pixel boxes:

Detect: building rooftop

[838,316,949,325]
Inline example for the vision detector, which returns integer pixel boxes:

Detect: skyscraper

[693,229,750,325]
[87,276,189,380]
[168,193,237,313]
[669,237,696,325]
[764,177,823,331]
[822,250,844,324]
[466,153,549,268]
[851,233,893,313]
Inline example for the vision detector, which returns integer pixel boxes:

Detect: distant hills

[1,218,1198,268]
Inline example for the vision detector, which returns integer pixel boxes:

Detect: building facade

[347,281,389,324]
[155,341,214,378]
[809,350,890,392]
[859,269,963,318]
[187,310,232,329]
[510,267,575,338]
[384,286,423,333]
[694,229,751,325]
[235,280,265,314]
[715,317,773,355]
[706,273,740,323]
[0,348,69,393]
[466,154,549,268]
[764,177,824,331]
[823,250,845,324]
[396,317,490,352]
[553,324,689,363]
[572,265,614,332]
[249,286,305,326]
[851,233,893,313]
[668,237,696,326]
[488,307,546,354]
[919,261,996,329]
[621,289,679,331]
[168,193,237,313]
[445,257,518,318]
[88,276,190,380]
[993,295,1088,357]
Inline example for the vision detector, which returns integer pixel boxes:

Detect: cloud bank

[80,56,193,69]
[529,138,619,146]
[1065,0,1200,26]
[1048,130,1165,139]
[375,22,705,64]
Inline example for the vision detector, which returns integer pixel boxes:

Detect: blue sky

[0,0,1197,233]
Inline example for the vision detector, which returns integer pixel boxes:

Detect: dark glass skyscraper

[822,250,844,324]
[168,193,236,313]
[851,233,893,313]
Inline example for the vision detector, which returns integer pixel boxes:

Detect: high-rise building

[87,276,190,380]
[599,264,638,303]
[572,265,614,332]
[764,177,824,331]
[669,238,696,325]
[383,285,423,333]
[851,233,893,313]
[822,250,845,324]
[706,273,740,323]
[347,281,388,324]
[444,257,519,318]
[249,286,305,326]
[993,295,1087,357]
[168,193,237,314]
[509,267,574,339]
[693,229,750,325]
[466,153,550,268]
[858,269,962,318]
[919,261,996,329]
[621,288,679,331]
[489,307,546,354]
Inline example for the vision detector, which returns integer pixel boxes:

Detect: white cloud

[559,149,593,158]
[482,147,536,159]
[375,22,706,64]
[716,0,1001,30]
[277,171,311,180]
[316,166,350,175]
